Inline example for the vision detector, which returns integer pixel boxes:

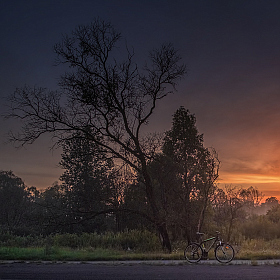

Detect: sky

[0,0,280,200]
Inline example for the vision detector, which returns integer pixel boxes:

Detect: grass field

[1,244,280,261]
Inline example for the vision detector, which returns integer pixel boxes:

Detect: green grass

[1,244,280,261]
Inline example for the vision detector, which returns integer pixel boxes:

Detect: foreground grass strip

[0,247,183,261]
[1,246,280,261]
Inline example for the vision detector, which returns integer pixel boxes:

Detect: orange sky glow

[219,173,280,202]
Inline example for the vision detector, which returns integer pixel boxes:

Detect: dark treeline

[1,107,279,249]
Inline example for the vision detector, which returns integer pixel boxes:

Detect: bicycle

[184,231,235,263]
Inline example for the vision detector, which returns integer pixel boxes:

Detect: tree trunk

[197,196,208,233]
[157,222,172,252]
[141,159,172,252]
[227,217,233,242]
[184,174,192,243]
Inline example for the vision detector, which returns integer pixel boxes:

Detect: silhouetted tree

[213,185,263,241]
[146,153,183,241]
[7,19,186,251]
[0,170,37,234]
[265,196,279,207]
[59,132,124,232]
[60,135,113,209]
[37,182,69,234]
[162,107,219,241]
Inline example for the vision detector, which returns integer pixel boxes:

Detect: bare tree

[6,19,186,252]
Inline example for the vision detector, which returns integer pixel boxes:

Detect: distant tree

[0,170,36,233]
[60,134,113,211]
[239,186,263,208]
[59,132,123,232]
[7,19,186,251]
[265,196,279,207]
[266,204,280,224]
[213,185,263,241]
[253,196,279,215]
[241,197,280,240]
[37,182,68,234]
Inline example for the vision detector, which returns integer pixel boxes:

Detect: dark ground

[1,261,280,280]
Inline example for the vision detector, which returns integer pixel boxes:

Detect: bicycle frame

[198,233,222,253]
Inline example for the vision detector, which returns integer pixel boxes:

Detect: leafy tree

[59,133,123,233]
[253,196,280,215]
[119,181,152,231]
[240,198,280,240]
[7,19,186,251]
[265,196,279,205]
[145,154,183,240]
[266,204,280,224]
[60,134,113,211]
[37,182,69,234]
[264,197,279,209]
[213,185,263,241]
[161,107,219,241]
[0,170,37,234]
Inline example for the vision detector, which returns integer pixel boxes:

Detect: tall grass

[52,230,161,251]
[236,238,280,260]
[0,230,161,252]
[0,230,167,261]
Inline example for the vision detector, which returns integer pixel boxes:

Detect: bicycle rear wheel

[184,243,203,263]
[215,243,234,263]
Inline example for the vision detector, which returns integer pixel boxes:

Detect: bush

[0,231,45,247]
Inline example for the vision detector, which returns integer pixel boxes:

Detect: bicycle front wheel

[215,243,235,263]
[184,243,203,263]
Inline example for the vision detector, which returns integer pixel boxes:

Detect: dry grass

[235,239,280,260]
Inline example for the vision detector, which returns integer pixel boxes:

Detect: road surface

[1,261,280,280]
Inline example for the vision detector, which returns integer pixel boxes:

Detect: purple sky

[0,0,280,198]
